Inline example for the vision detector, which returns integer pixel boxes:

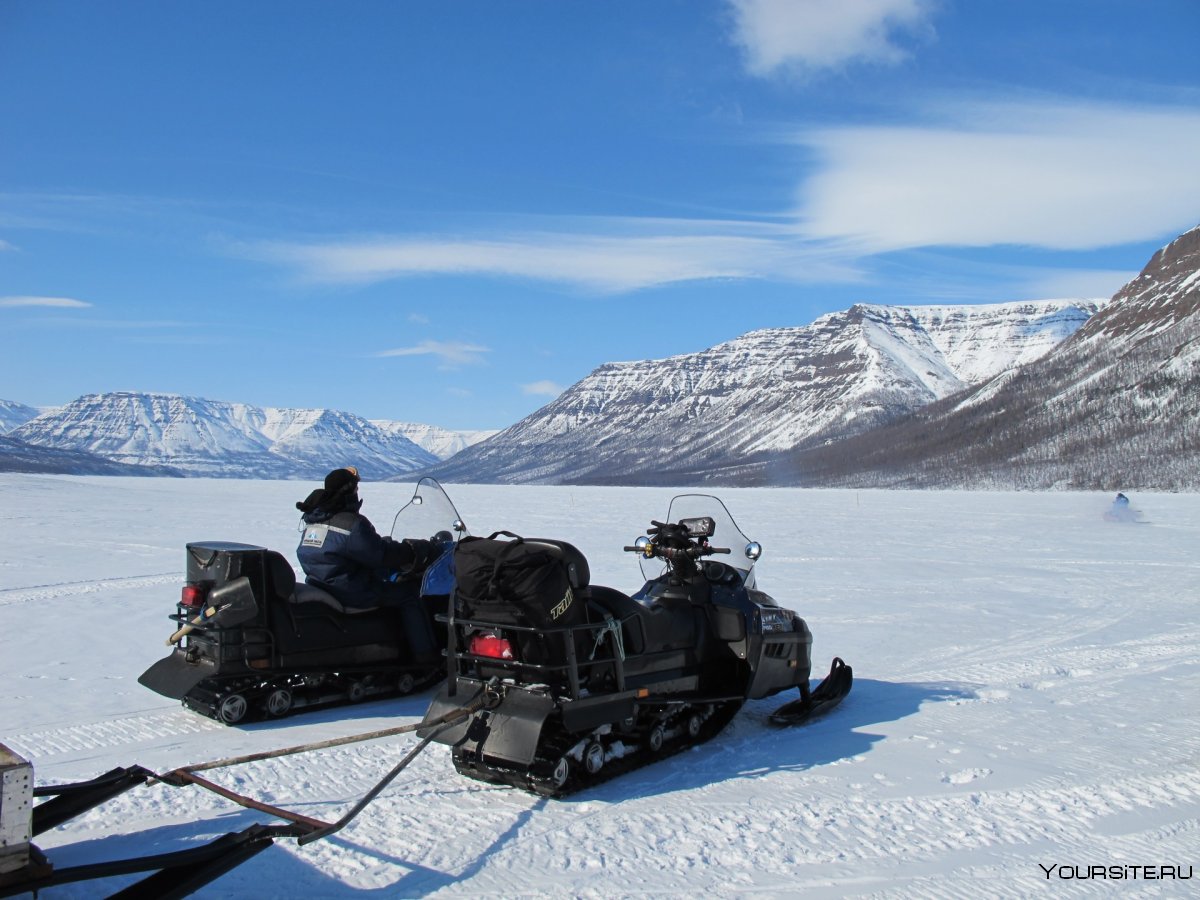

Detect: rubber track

[452,699,745,797]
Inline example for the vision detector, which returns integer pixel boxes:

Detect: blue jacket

[298,508,410,608]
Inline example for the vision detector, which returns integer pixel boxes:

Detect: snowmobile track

[0,573,177,607]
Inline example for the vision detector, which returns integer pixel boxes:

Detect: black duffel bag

[454,531,588,631]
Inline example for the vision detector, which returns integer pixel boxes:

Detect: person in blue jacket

[296,466,439,663]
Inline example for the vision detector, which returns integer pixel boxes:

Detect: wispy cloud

[795,101,1200,253]
[241,222,861,294]
[376,340,490,367]
[522,380,564,398]
[0,239,16,252]
[728,0,936,77]
[0,295,92,309]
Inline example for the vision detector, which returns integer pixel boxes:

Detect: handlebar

[623,543,730,559]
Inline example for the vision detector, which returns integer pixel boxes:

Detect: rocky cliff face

[11,392,439,480]
[427,299,1101,484]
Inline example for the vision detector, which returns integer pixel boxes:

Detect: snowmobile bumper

[137,649,218,701]
[419,679,556,767]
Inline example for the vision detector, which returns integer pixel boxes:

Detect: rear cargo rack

[443,612,631,699]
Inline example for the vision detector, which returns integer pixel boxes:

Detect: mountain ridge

[424,298,1103,484]
[7,392,444,480]
[750,225,1200,490]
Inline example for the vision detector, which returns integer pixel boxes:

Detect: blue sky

[2,0,1198,430]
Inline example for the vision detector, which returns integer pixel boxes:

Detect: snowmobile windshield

[640,493,760,585]
[389,477,469,544]
[391,477,468,597]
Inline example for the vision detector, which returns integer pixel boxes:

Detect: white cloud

[0,239,16,252]
[728,0,935,77]
[796,101,1200,253]
[522,380,564,398]
[407,313,431,325]
[244,223,861,294]
[376,340,489,367]
[0,295,92,309]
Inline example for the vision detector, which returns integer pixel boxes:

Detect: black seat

[265,550,381,615]
[588,586,647,655]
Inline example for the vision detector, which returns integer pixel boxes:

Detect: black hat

[297,466,360,513]
[324,466,360,494]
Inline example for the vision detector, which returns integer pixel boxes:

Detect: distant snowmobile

[138,478,467,724]
[419,493,852,796]
[1104,492,1144,523]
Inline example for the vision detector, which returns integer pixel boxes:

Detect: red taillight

[181,583,209,608]
[469,633,515,659]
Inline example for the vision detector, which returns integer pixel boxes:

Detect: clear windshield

[389,477,469,543]
[638,493,759,586]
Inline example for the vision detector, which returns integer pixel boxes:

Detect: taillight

[181,583,209,608]
[469,632,515,659]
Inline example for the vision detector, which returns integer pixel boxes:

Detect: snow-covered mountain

[427,299,1102,484]
[10,393,440,480]
[0,399,40,433]
[767,224,1200,490]
[372,421,498,460]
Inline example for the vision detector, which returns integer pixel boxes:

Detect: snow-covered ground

[1,476,1197,897]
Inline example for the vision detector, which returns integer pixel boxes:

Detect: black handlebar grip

[710,547,731,554]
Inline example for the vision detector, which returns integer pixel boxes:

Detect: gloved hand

[402,538,440,573]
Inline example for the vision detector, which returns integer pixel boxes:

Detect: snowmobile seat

[263,547,382,615]
[266,550,297,599]
[258,551,378,616]
[587,586,647,655]
[289,582,382,615]
[589,585,696,654]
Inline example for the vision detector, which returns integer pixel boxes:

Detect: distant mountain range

[424,299,1103,484]
[1,394,494,480]
[5,224,1196,490]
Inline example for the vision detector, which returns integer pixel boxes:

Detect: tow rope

[155,693,486,843]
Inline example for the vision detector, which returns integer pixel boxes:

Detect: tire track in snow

[433,766,1200,891]
[5,709,222,761]
[905,628,1200,688]
[0,573,178,607]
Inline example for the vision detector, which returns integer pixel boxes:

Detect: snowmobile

[138,477,467,725]
[419,493,852,796]
[1103,492,1144,523]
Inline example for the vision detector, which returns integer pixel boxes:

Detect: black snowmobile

[419,493,852,796]
[138,478,467,724]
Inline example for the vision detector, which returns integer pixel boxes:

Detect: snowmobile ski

[767,657,853,726]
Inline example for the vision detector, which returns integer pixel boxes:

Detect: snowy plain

[1,475,1197,898]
